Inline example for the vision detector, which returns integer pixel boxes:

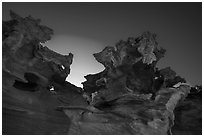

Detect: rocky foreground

[2,11,202,135]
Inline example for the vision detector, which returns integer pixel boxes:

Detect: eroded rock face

[2,11,87,135]
[61,85,191,135]
[3,11,201,135]
[77,32,201,135]
[83,32,171,99]
[3,10,73,87]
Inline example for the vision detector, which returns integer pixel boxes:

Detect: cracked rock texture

[2,11,202,135]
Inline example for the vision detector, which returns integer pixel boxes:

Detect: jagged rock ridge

[2,11,201,135]
[79,32,200,135]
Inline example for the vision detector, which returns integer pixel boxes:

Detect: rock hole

[61,65,65,70]
[49,86,55,91]
[13,72,39,92]
[48,85,57,94]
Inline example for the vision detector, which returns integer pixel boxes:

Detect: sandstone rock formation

[80,32,201,135]
[2,11,201,135]
[3,10,73,87]
[2,11,87,135]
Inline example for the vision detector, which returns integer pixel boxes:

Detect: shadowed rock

[172,85,202,135]
[3,10,73,87]
[2,11,87,135]
[2,11,201,135]
[61,85,191,134]
[78,32,198,134]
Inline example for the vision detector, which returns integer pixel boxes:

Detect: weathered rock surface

[60,85,191,134]
[2,11,201,135]
[79,32,201,134]
[3,10,73,87]
[2,11,87,135]
[172,85,202,135]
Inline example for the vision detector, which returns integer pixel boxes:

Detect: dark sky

[3,2,202,87]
